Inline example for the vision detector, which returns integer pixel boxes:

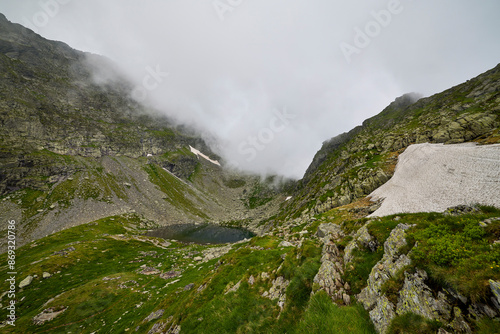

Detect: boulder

[19,275,33,289]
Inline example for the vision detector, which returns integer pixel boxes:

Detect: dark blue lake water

[146,223,255,244]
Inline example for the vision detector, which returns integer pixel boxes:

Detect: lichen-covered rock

[314,260,343,298]
[448,307,472,334]
[344,224,377,264]
[343,239,358,265]
[396,269,452,322]
[268,277,289,297]
[369,295,396,334]
[357,224,413,311]
[313,236,350,303]
[278,240,294,247]
[316,223,345,241]
[166,324,181,334]
[383,223,412,258]
[201,245,232,263]
[489,279,500,311]
[148,322,167,334]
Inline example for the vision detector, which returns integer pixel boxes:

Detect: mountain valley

[0,13,499,334]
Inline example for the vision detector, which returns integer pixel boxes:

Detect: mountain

[0,13,283,249]
[0,14,499,334]
[278,66,499,221]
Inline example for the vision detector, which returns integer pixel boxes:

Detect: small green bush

[387,313,442,334]
[409,216,500,301]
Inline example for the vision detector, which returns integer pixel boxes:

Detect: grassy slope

[1,205,498,333]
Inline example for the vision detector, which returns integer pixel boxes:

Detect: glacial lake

[146,223,255,244]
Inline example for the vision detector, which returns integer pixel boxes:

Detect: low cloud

[1,0,499,178]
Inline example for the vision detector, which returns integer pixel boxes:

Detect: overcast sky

[1,1,500,178]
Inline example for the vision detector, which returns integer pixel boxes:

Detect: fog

[2,0,500,178]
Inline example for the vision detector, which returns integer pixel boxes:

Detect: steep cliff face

[281,65,500,221]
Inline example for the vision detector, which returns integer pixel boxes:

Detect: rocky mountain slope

[0,13,283,249]
[279,66,499,221]
[0,13,499,334]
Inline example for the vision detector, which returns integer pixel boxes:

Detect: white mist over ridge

[1,0,500,178]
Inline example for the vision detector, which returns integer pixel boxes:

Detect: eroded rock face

[357,223,413,333]
[313,242,349,303]
[313,224,350,304]
[357,224,413,311]
[143,309,165,323]
[356,221,500,333]
[396,269,452,322]
[201,245,232,263]
[448,307,472,334]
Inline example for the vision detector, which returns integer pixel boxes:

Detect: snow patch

[369,143,500,217]
[189,145,221,166]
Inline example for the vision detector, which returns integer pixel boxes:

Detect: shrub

[387,313,442,334]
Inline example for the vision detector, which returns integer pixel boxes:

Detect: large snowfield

[369,143,500,217]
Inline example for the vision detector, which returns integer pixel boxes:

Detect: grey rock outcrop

[262,276,289,310]
[313,239,350,304]
[357,223,413,333]
[143,309,165,323]
[313,224,350,304]
[490,279,500,311]
[396,269,452,322]
[32,306,67,325]
[316,223,345,240]
[344,223,377,264]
